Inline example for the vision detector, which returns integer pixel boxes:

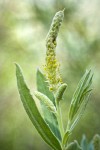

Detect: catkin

[44,10,64,91]
[55,83,67,102]
[34,91,57,114]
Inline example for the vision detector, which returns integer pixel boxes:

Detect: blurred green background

[0,0,100,150]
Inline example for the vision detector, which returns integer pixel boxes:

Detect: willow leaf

[68,70,93,121]
[16,64,61,150]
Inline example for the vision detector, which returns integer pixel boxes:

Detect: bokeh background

[0,0,100,149]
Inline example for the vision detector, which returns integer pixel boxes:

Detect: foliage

[0,0,100,150]
[16,10,93,150]
[81,134,100,150]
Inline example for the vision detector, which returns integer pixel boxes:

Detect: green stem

[54,92,64,149]
[66,120,71,131]
[56,101,64,150]
[57,102,64,138]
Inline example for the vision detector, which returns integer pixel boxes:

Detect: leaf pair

[81,135,94,150]
[63,70,93,146]
[68,70,93,131]
[81,134,100,150]
[16,64,62,150]
[65,134,100,150]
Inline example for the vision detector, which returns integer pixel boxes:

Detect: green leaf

[16,64,62,150]
[36,69,61,141]
[68,70,93,131]
[36,69,55,104]
[69,91,91,132]
[88,142,94,150]
[81,135,94,150]
[81,135,88,150]
[66,140,82,150]
[62,130,70,146]
[93,134,100,150]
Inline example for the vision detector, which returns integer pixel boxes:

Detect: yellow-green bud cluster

[44,10,64,91]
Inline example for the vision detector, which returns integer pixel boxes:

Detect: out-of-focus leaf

[81,135,94,150]
[36,69,61,141]
[88,142,94,150]
[93,134,100,150]
[66,140,82,150]
[16,64,62,150]
[81,135,87,150]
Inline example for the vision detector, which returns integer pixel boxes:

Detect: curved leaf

[62,130,70,146]
[81,135,87,150]
[66,141,82,150]
[16,64,61,150]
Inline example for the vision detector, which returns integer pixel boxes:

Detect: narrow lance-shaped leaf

[69,92,91,132]
[63,70,93,146]
[63,93,90,147]
[68,70,93,124]
[16,64,62,150]
[80,135,88,150]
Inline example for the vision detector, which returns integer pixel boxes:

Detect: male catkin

[44,10,64,91]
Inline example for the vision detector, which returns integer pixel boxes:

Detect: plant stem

[54,93,65,149]
[66,120,71,131]
[56,101,64,141]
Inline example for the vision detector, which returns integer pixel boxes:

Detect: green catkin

[44,10,64,91]
[55,83,67,102]
[34,91,57,114]
[93,134,100,150]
